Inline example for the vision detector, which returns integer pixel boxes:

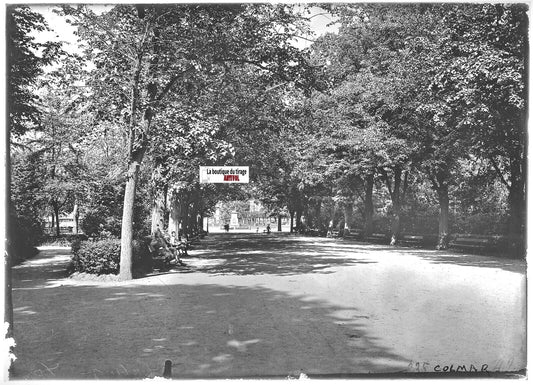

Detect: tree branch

[378,167,393,197]
[428,172,439,191]
[489,155,511,190]
[354,185,364,201]
[401,170,409,203]
[155,65,196,103]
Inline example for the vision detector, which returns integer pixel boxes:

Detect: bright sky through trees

[30,4,339,53]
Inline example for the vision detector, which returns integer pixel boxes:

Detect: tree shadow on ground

[333,238,526,274]
[11,243,525,380]
[179,233,377,276]
[12,268,409,380]
[407,252,526,274]
[181,234,524,276]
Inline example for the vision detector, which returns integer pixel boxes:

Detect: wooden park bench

[400,234,439,248]
[303,228,325,237]
[342,230,363,241]
[365,233,389,244]
[326,230,340,238]
[449,234,499,253]
[399,234,424,246]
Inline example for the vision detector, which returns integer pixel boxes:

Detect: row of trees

[9,4,527,283]
[9,4,318,280]
[260,4,527,251]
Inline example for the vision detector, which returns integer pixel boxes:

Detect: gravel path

[10,234,526,379]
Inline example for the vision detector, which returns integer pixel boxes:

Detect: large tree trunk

[326,204,335,236]
[390,168,405,246]
[507,156,526,256]
[295,208,302,232]
[277,215,282,232]
[72,203,79,234]
[181,196,190,238]
[428,167,451,249]
[328,198,336,235]
[53,202,60,237]
[508,157,525,235]
[489,151,525,257]
[390,214,400,245]
[190,193,200,235]
[151,186,167,234]
[151,206,162,234]
[119,47,149,280]
[344,200,353,236]
[119,160,141,281]
[315,200,322,230]
[168,191,180,235]
[5,127,14,375]
[436,184,449,250]
[290,211,294,233]
[196,188,205,232]
[381,166,407,246]
[119,85,149,280]
[198,214,204,232]
[507,34,528,257]
[363,173,374,238]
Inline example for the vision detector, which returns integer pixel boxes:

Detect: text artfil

[199,166,249,184]
[210,169,245,181]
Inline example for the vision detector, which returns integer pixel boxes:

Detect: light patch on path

[227,339,261,352]
[13,251,70,268]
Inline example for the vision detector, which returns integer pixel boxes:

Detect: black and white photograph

[3,1,527,380]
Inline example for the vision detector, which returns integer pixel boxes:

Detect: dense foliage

[8,3,528,280]
[290,3,526,251]
[70,238,121,275]
[69,238,152,275]
[7,6,61,134]
[7,6,63,267]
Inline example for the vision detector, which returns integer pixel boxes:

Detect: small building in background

[42,213,77,235]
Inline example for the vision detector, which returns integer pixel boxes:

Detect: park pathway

[10,234,526,379]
